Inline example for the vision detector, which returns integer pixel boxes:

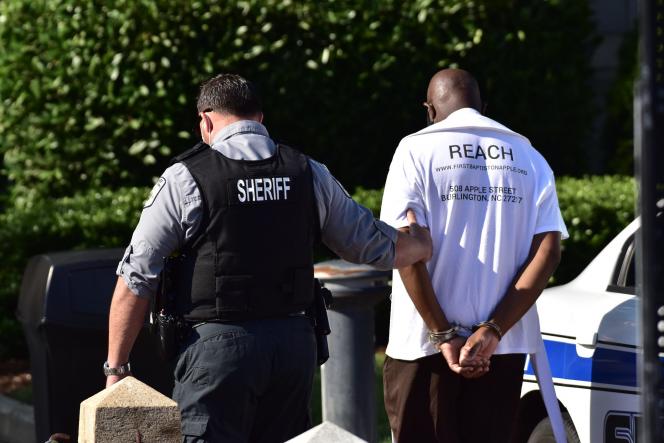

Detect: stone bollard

[78,377,180,442]
[314,260,391,443]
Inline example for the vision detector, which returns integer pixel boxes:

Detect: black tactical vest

[170,142,317,322]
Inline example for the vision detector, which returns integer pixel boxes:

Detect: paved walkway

[0,394,35,443]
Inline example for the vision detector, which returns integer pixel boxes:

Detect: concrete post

[314,260,391,443]
[78,376,181,443]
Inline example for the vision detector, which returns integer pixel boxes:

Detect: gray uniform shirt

[118,120,398,299]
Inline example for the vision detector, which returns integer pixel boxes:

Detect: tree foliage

[0,0,596,200]
[0,0,599,359]
[603,27,638,175]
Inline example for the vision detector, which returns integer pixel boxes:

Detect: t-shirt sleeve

[534,168,569,240]
[380,141,428,229]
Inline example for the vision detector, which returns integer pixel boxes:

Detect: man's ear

[258,112,264,123]
[423,102,436,125]
[428,106,436,123]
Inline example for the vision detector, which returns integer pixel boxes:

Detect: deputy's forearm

[489,231,561,334]
[107,277,150,368]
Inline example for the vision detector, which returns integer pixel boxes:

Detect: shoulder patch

[143,177,166,208]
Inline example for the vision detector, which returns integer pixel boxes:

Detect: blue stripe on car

[524,339,637,387]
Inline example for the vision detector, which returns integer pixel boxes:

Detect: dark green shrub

[0,0,597,200]
[554,175,635,282]
[0,187,145,358]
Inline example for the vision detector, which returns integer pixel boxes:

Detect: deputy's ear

[202,113,213,132]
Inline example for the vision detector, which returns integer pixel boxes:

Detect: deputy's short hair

[197,73,262,117]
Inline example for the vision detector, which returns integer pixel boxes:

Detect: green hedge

[554,175,635,282]
[0,175,634,359]
[0,188,145,358]
[0,0,596,201]
[353,175,636,284]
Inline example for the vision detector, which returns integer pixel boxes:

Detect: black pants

[383,352,526,443]
[173,316,317,443]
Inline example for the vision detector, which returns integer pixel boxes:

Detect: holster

[151,255,189,361]
[307,279,333,365]
[154,312,189,361]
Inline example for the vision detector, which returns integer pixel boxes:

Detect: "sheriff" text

[237,177,291,202]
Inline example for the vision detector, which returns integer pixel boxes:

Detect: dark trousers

[173,316,317,443]
[383,352,526,443]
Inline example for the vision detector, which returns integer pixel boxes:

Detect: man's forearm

[393,211,433,268]
[107,277,150,370]
[399,261,451,332]
[489,231,561,334]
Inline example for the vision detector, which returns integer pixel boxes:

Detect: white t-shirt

[380,108,568,360]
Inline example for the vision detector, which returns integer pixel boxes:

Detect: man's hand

[394,209,432,268]
[440,336,488,377]
[458,327,499,378]
[440,336,466,374]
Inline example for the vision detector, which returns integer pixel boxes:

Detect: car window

[625,249,635,289]
[607,233,636,295]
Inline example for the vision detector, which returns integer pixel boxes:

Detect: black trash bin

[16,249,175,442]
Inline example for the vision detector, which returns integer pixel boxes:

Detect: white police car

[517,219,641,443]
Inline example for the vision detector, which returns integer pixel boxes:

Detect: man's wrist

[472,321,503,341]
[428,326,459,346]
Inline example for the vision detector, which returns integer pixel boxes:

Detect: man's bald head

[425,69,482,124]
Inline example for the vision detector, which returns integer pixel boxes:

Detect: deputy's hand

[440,336,483,377]
[46,433,71,443]
[106,374,127,388]
[406,209,432,262]
[394,209,433,268]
